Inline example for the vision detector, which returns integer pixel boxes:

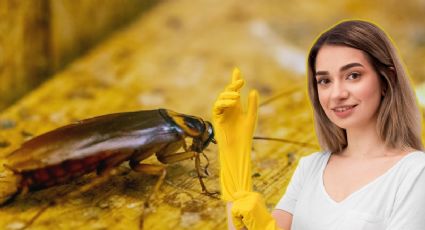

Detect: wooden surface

[0,0,424,229]
[0,0,155,111]
[49,0,157,71]
[0,0,49,111]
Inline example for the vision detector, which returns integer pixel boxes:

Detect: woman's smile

[332,104,357,118]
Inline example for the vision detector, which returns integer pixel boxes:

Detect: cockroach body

[0,109,216,206]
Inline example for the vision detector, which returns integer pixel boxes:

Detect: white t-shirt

[275,151,425,230]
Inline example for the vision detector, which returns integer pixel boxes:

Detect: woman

[212,20,425,230]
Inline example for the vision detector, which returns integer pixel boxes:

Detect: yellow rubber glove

[212,68,259,201]
[231,191,281,230]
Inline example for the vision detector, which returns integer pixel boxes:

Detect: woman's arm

[227,202,246,230]
[271,209,293,230]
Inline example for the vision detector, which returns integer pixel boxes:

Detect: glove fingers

[225,79,244,92]
[219,91,240,100]
[232,216,246,230]
[247,90,259,129]
[213,99,238,115]
[231,201,246,229]
[215,99,238,108]
[232,67,242,83]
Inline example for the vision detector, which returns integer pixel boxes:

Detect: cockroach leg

[157,150,218,196]
[96,151,133,176]
[201,152,210,176]
[22,169,118,230]
[154,146,219,196]
[128,162,167,204]
[195,154,218,196]
[157,150,196,164]
[128,161,166,230]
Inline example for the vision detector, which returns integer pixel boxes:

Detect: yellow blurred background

[0,0,424,229]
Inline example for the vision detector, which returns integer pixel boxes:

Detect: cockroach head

[202,121,215,149]
[165,109,215,150]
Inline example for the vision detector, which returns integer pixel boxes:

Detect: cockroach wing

[6,110,181,171]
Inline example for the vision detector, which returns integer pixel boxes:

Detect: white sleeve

[387,164,425,230]
[274,157,306,214]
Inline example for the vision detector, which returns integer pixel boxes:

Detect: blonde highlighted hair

[307,20,423,153]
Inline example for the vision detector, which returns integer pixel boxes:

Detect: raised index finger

[225,79,244,92]
[232,67,242,83]
[225,67,244,92]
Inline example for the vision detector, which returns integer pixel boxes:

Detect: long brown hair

[307,20,423,153]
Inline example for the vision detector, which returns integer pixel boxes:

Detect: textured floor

[0,0,424,229]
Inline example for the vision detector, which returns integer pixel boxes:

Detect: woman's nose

[331,82,349,100]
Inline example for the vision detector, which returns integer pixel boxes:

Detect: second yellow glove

[231,191,282,230]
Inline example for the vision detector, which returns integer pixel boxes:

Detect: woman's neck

[342,121,391,158]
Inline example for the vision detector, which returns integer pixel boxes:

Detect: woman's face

[315,45,383,130]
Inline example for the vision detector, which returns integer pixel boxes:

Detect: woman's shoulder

[300,151,330,163]
[398,150,425,171]
[297,151,330,172]
[406,150,425,160]
[393,151,425,198]
[386,151,425,187]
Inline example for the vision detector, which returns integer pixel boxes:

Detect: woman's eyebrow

[315,62,364,77]
[340,62,363,72]
[315,70,329,76]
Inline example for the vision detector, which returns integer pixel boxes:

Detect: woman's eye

[347,72,360,80]
[317,78,330,85]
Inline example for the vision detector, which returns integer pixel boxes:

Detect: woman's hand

[212,68,259,201]
[231,191,282,230]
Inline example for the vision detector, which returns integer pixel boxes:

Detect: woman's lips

[332,105,357,118]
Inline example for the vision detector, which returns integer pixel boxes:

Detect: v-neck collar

[319,151,420,206]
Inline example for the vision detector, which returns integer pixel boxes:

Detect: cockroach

[0,87,317,229]
[0,109,216,228]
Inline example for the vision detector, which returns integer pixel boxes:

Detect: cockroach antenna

[259,83,305,107]
[253,136,318,148]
